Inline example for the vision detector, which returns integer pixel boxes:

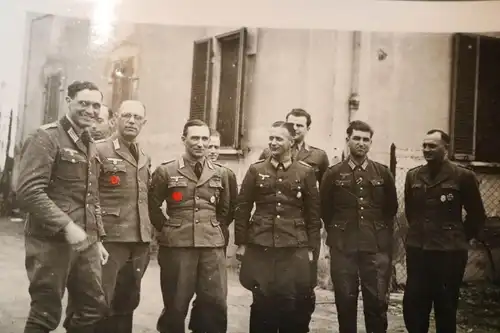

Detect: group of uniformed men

[15,80,486,333]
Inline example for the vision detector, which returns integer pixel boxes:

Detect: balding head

[118,100,146,115]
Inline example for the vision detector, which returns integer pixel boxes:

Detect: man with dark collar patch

[16,81,109,333]
[320,120,398,333]
[188,128,238,333]
[258,108,329,331]
[94,100,152,333]
[149,119,231,333]
[403,129,486,333]
[235,121,321,333]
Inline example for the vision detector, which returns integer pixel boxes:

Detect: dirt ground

[0,217,489,333]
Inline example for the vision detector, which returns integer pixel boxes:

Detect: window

[450,33,500,163]
[188,28,248,150]
[43,73,62,124]
[111,57,135,111]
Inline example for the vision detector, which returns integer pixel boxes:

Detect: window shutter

[216,28,247,149]
[111,57,135,111]
[43,73,62,124]
[450,33,479,160]
[189,39,213,123]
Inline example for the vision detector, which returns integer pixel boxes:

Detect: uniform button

[278,178,283,182]
[360,187,363,190]
[361,216,364,219]
[360,197,364,201]
[277,215,280,219]
[87,193,91,196]
[86,204,89,208]
[196,196,200,200]
[139,200,142,203]
[277,191,281,194]
[360,207,364,210]
[195,208,199,211]
[71,159,76,163]
[260,184,264,187]
[278,203,281,206]
[195,220,199,223]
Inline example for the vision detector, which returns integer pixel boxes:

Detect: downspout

[20,14,53,142]
[348,31,361,123]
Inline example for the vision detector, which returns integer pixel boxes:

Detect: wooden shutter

[43,73,62,124]
[189,39,213,123]
[216,28,247,149]
[111,57,135,111]
[450,33,479,160]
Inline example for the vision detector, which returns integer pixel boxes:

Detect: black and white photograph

[0,5,499,333]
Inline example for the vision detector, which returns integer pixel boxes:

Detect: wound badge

[210,196,216,203]
[440,195,446,202]
[447,193,454,201]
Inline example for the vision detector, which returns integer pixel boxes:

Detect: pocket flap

[441,183,459,190]
[59,149,86,163]
[295,219,306,226]
[330,221,347,231]
[210,216,220,226]
[334,180,351,187]
[370,178,385,186]
[102,162,127,173]
[209,179,223,188]
[165,218,182,227]
[102,207,120,216]
[373,220,387,230]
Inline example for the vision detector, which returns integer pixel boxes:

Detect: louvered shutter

[111,57,134,111]
[189,39,213,123]
[43,73,62,124]
[216,28,247,149]
[450,33,478,160]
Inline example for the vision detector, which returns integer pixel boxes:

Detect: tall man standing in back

[188,128,238,333]
[403,129,486,333]
[16,81,109,333]
[149,119,231,333]
[94,100,152,333]
[259,108,329,330]
[320,120,398,333]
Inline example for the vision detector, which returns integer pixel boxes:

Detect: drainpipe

[348,31,361,123]
[20,14,52,142]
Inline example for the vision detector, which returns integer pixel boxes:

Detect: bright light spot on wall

[89,0,118,47]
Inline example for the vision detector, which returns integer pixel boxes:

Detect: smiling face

[182,125,210,159]
[422,131,447,163]
[66,88,103,129]
[268,125,294,159]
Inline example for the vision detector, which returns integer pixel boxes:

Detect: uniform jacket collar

[110,133,148,169]
[416,159,455,188]
[348,157,369,171]
[59,115,91,156]
[270,157,293,170]
[177,156,216,186]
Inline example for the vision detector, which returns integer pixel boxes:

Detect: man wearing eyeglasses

[16,81,109,333]
[94,100,152,333]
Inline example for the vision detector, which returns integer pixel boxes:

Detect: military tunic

[95,135,152,333]
[402,160,486,333]
[188,162,238,333]
[320,158,398,333]
[149,157,231,333]
[15,116,107,333]
[235,157,321,333]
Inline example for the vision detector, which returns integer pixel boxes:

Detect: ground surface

[0,217,496,333]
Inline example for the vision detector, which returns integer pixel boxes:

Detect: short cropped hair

[346,120,374,138]
[183,119,209,137]
[286,108,312,127]
[427,129,450,145]
[67,81,102,99]
[271,121,296,138]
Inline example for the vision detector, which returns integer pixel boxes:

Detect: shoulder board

[252,159,266,165]
[373,160,389,169]
[298,160,312,168]
[40,122,58,130]
[328,160,343,169]
[407,165,423,173]
[161,159,175,165]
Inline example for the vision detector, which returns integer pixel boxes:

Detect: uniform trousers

[403,247,468,333]
[24,236,106,333]
[239,245,311,333]
[157,247,228,333]
[329,249,392,333]
[95,242,150,333]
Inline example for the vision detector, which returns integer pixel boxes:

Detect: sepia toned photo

[1,10,499,333]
